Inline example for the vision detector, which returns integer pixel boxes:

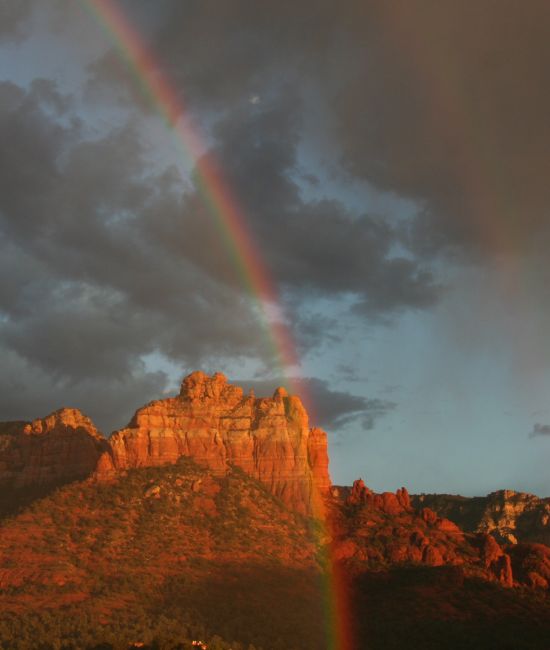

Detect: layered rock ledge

[96,371,331,514]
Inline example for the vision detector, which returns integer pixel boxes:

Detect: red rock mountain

[0,370,548,590]
[98,371,330,513]
[0,408,109,490]
[0,372,330,514]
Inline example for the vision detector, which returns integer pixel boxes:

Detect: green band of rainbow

[82,2,353,648]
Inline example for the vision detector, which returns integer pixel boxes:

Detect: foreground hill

[0,458,550,650]
[0,457,324,649]
[1,462,550,648]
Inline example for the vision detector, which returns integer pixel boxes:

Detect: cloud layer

[239,377,395,433]
[3,0,550,442]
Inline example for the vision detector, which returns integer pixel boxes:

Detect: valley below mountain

[1,372,549,649]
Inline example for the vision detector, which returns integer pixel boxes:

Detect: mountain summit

[0,372,330,514]
[99,371,331,513]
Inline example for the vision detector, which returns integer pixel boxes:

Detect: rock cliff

[0,408,109,490]
[98,371,331,514]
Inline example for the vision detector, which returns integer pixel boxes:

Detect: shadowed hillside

[0,459,550,648]
[0,457,325,650]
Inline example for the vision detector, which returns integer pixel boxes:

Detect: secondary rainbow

[83,2,354,649]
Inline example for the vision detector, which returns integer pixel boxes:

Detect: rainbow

[82,1,354,649]
[83,0,301,388]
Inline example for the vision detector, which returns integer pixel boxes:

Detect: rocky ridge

[99,371,331,513]
[0,408,109,490]
[413,490,550,545]
[328,479,516,588]
[0,372,330,514]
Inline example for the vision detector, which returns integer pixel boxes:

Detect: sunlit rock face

[100,371,331,514]
[0,408,109,489]
[476,490,550,545]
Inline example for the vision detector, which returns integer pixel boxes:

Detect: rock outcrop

[98,371,331,514]
[476,491,550,545]
[329,478,515,588]
[509,542,550,588]
[0,408,109,490]
[346,478,412,514]
[412,490,550,545]
[475,533,514,587]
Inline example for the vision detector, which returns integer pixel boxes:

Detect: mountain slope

[1,465,550,649]
[0,457,324,650]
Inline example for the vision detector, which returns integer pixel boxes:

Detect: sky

[1,0,550,497]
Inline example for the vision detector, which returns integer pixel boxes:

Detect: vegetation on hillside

[1,458,550,648]
[0,458,324,649]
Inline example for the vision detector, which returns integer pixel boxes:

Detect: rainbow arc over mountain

[84,1,353,648]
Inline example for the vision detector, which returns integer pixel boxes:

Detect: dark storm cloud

[0,81,266,363]
[0,79,271,428]
[327,1,550,256]
[147,98,441,322]
[0,0,32,40]
[0,80,74,240]
[6,0,548,434]
[239,377,395,433]
[91,0,550,259]
[91,1,333,111]
[293,313,341,353]
[0,346,167,434]
[0,2,445,431]
[530,424,550,438]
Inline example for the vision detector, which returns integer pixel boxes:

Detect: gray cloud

[5,0,550,439]
[328,1,550,257]
[158,99,442,318]
[90,0,550,260]
[0,80,271,426]
[239,376,395,433]
[0,346,167,435]
[530,424,550,438]
[0,3,450,433]
[0,0,32,40]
